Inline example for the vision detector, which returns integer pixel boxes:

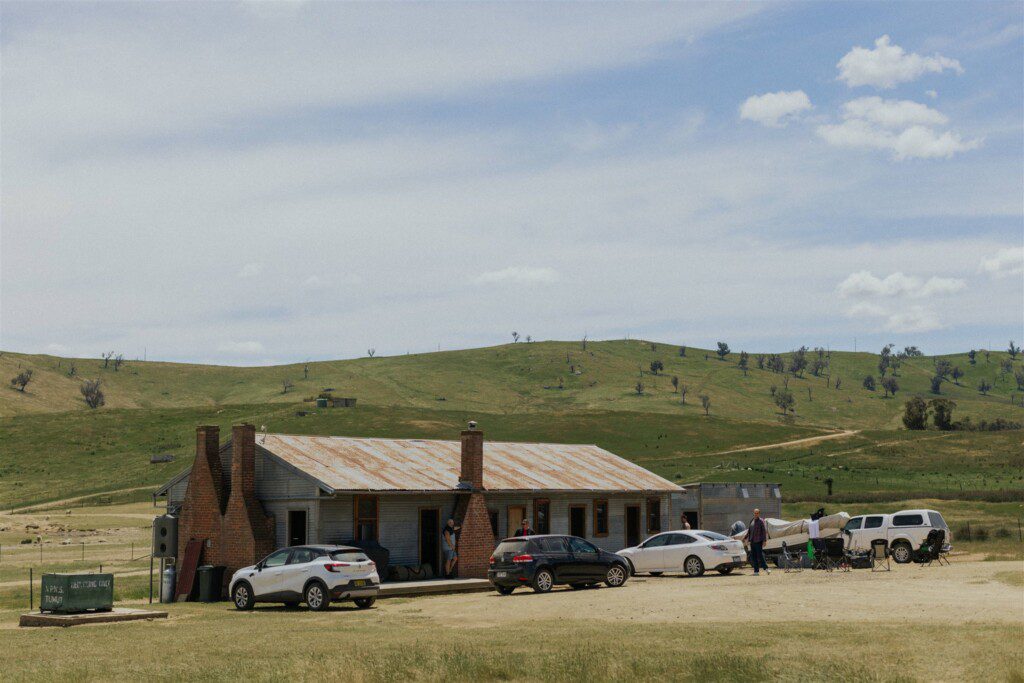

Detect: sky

[1,1,1022,365]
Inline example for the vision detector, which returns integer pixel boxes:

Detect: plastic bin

[197,565,226,602]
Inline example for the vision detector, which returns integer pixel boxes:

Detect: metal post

[130,542,134,561]
[149,553,154,604]
[158,558,164,603]
[82,542,85,561]
[29,568,33,611]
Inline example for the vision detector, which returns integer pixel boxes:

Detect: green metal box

[41,573,114,613]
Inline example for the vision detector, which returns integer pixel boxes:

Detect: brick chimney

[220,423,275,586]
[176,425,223,569]
[460,421,484,490]
[230,424,257,502]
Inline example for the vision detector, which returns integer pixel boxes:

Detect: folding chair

[870,538,890,572]
[920,529,949,567]
[780,541,803,573]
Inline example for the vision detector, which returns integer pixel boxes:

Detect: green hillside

[1,340,1022,509]
[3,340,1021,428]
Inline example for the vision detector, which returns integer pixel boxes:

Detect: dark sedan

[487,534,630,594]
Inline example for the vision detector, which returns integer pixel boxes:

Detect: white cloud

[217,340,265,355]
[739,90,812,127]
[837,270,967,334]
[816,97,980,160]
[980,247,1024,278]
[238,263,262,278]
[883,306,944,333]
[837,35,963,89]
[475,267,560,285]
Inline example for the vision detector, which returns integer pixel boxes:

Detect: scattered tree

[303,364,309,380]
[903,346,924,357]
[67,364,77,378]
[113,354,125,372]
[788,346,808,377]
[773,388,795,415]
[999,357,1013,381]
[769,385,777,397]
[984,349,991,364]
[807,386,812,402]
[934,359,952,379]
[862,375,876,391]
[930,375,943,394]
[902,396,928,430]
[967,349,977,365]
[10,370,33,392]
[678,384,689,404]
[678,345,686,357]
[977,378,992,395]
[80,379,104,408]
[951,366,964,385]
[101,351,114,369]
[767,354,784,374]
[525,335,532,343]
[1016,370,1024,392]
[738,351,749,376]
[700,394,711,415]
[635,381,644,396]
[671,375,679,392]
[282,378,294,394]
[367,348,376,358]
[834,377,842,390]
[716,342,730,361]
[1009,340,1020,361]
[881,376,899,398]
[581,335,588,351]
[929,398,956,431]
[512,331,520,343]
[756,354,766,370]
[649,360,664,375]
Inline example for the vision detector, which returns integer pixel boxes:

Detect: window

[355,495,379,541]
[697,531,728,542]
[567,537,598,554]
[927,512,948,530]
[494,540,529,556]
[672,534,698,545]
[329,549,370,562]
[864,516,884,529]
[647,498,662,533]
[288,548,317,564]
[533,499,551,534]
[262,549,290,568]
[593,499,609,537]
[535,537,568,553]
[642,534,670,548]
[893,514,924,527]
[488,509,499,538]
[845,517,863,531]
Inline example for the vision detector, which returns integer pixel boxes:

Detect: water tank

[153,514,178,558]
[161,565,177,603]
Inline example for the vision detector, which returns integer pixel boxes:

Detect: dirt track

[387,559,1023,627]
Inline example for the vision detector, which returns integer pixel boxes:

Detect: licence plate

[353,579,366,587]
[496,572,507,578]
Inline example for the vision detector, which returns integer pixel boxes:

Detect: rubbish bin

[197,565,226,602]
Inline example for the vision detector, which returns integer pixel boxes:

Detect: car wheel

[232,582,254,611]
[495,585,516,595]
[304,581,331,611]
[717,567,734,575]
[684,556,705,577]
[649,572,664,577]
[354,597,376,609]
[891,542,913,564]
[532,569,554,593]
[605,564,627,587]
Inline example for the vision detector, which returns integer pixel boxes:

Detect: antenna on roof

[260,424,267,444]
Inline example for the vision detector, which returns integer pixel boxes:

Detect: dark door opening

[683,511,699,529]
[569,506,586,538]
[420,508,440,576]
[625,505,641,547]
[287,510,307,546]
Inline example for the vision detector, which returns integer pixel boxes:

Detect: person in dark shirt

[442,518,460,578]
[514,518,535,537]
[747,508,771,575]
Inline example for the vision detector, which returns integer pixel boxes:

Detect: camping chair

[780,542,803,573]
[919,529,949,567]
[819,538,849,572]
[870,539,890,572]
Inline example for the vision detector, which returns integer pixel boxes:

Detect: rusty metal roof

[258,433,681,494]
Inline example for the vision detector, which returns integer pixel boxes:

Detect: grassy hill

[1,340,1021,509]
[3,340,1021,428]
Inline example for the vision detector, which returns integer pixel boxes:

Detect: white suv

[844,509,951,564]
[230,545,380,611]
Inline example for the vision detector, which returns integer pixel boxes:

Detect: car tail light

[709,544,728,551]
[324,562,351,572]
[512,554,534,563]
[489,556,496,565]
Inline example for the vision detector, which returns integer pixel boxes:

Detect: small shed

[671,482,782,534]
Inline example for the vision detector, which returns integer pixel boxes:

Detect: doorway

[287,509,307,546]
[569,506,586,538]
[508,505,526,535]
[683,511,699,530]
[420,508,440,576]
[625,505,641,547]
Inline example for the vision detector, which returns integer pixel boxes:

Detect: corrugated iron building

[158,423,682,580]
[672,482,782,534]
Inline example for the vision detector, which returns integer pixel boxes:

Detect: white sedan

[617,530,747,577]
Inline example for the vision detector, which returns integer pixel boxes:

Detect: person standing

[514,517,535,537]
[747,508,771,575]
[681,515,692,530]
[442,518,460,578]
